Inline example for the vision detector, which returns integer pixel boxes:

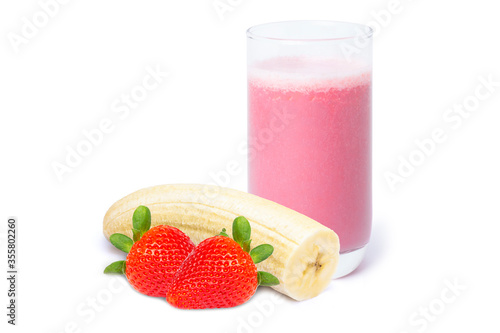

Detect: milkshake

[247,21,373,277]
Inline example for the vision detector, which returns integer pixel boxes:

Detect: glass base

[333,246,367,279]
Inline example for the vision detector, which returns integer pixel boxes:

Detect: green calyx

[257,271,280,286]
[104,205,151,275]
[132,205,152,242]
[219,228,230,237]
[232,216,252,252]
[109,233,134,253]
[250,244,274,264]
[104,260,126,274]
[219,216,280,287]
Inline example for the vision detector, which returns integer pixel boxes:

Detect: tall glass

[247,21,373,277]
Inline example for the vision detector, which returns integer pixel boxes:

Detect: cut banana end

[282,230,339,301]
[103,184,340,301]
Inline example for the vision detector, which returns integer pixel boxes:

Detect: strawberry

[166,216,279,309]
[104,206,195,297]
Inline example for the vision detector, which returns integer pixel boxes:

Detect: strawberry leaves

[232,216,252,252]
[110,234,134,253]
[105,206,152,274]
[104,260,126,274]
[108,205,151,254]
[257,271,280,286]
[250,244,274,264]
[218,228,230,237]
[230,216,280,286]
[132,205,152,242]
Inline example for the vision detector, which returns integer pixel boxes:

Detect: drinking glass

[247,21,373,277]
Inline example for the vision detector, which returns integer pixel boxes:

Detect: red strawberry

[166,235,257,308]
[166,216,279,309]
[125,224,195,296]
[104,206,195,297]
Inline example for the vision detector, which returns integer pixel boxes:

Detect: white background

[1,0,499,332]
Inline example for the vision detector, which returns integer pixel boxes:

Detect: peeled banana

[103,184,340,301]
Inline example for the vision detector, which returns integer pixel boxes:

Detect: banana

[103,184,340,301]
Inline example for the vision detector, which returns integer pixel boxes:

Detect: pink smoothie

[248,57,372,253]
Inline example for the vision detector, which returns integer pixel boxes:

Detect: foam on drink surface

[248,57,371,92]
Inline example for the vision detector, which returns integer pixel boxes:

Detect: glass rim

[246,20,373,43]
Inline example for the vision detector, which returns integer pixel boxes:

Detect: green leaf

[219,228,229,237]
[132,228,141,242]
[110,233,134,253]
[132,205,151,239]
[250,244,274,264]
[104,261,126,274]
[242,239,252,253]
[232,216,251,251]
[257,271,280,286]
